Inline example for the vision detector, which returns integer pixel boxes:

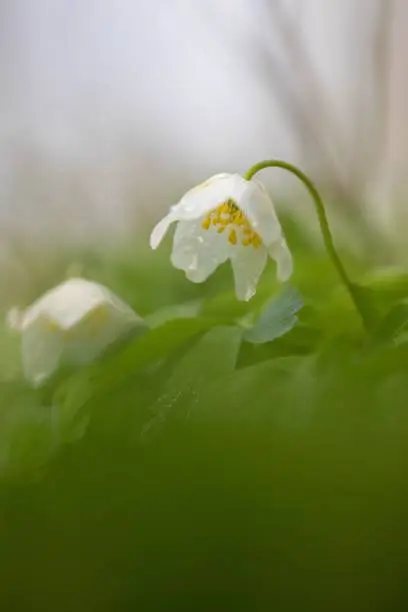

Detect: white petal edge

[230,245,268,301]
[178,173,250,218]
[21,278,136,331]
[268,239,293,281]
[150,212,177,249]
[171,219,231,283]
[63,302,137,366]
[21,319,63,386]
[150,173,253,250]
[241,180,284,247]
[6,307,24,331]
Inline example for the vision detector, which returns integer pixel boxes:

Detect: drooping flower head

[150,173,292,301]
[7,278,144,386]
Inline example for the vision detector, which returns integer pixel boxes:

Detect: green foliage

[243,284,304,344]
[1,234,408,610]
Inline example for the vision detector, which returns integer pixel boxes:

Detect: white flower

[150,173,293,301]
[8,278,143,387]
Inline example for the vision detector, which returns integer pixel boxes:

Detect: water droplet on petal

[187,254,198,272]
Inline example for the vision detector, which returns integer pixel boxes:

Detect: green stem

[244,160,369,331]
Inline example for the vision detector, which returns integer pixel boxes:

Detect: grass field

[1,215,408,611]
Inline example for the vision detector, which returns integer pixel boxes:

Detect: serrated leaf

[243,285,304,344]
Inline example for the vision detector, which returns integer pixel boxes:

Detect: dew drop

[187,254,198,272]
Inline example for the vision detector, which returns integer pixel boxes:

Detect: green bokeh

[1,220,408,611]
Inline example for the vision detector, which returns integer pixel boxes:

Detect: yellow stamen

[228,228,237,245]
[252,234,262,248]
[201,200,263,250]
[234,211,246,226]
[44,319,59,332]
[219,202,230,214]
[87,306,109,338]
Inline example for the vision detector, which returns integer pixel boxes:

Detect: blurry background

[3,7,408,609]
[0,0,406,305]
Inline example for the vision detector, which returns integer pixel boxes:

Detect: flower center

[200,199,262,248]
[65,305,109,340]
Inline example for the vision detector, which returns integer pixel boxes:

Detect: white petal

[6,307,24,331]
[150,173,252,249]
[19,278,142,384]
[241,180,284,247]
[230,245,268,301]
[178,173,250,218]
[21,316,63,386]
[63,302,136,365]
[171,219,231,283]
[150,211,178,249]
[22,279,101,330]
[268,239,293,281]
[22,278,137,331]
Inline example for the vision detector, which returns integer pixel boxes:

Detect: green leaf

[145,299,203,327]
[360,267,408,303]
[54,316,224,413]
[183,354,301,427]
[92,316,225,391]
[370,300,408,347]
[165,325,242,391]
[356,268,408,326]
[243,285,304,344]
[201,282,276,322]
[141,326,243,436]
[238,323,319,368]
[0,383,60,481]
[0,323,22,382]
[350,282,382,329]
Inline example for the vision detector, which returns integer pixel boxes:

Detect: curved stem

[245,160,369,331]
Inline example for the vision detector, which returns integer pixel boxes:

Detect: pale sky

[0,1,368,165]
[0,0,404,238]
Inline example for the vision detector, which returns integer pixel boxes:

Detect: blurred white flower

[6,307,24,331]
[150,173,292,301]
[7,278,143,387]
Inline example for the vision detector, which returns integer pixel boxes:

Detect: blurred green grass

[1,217,408,610]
